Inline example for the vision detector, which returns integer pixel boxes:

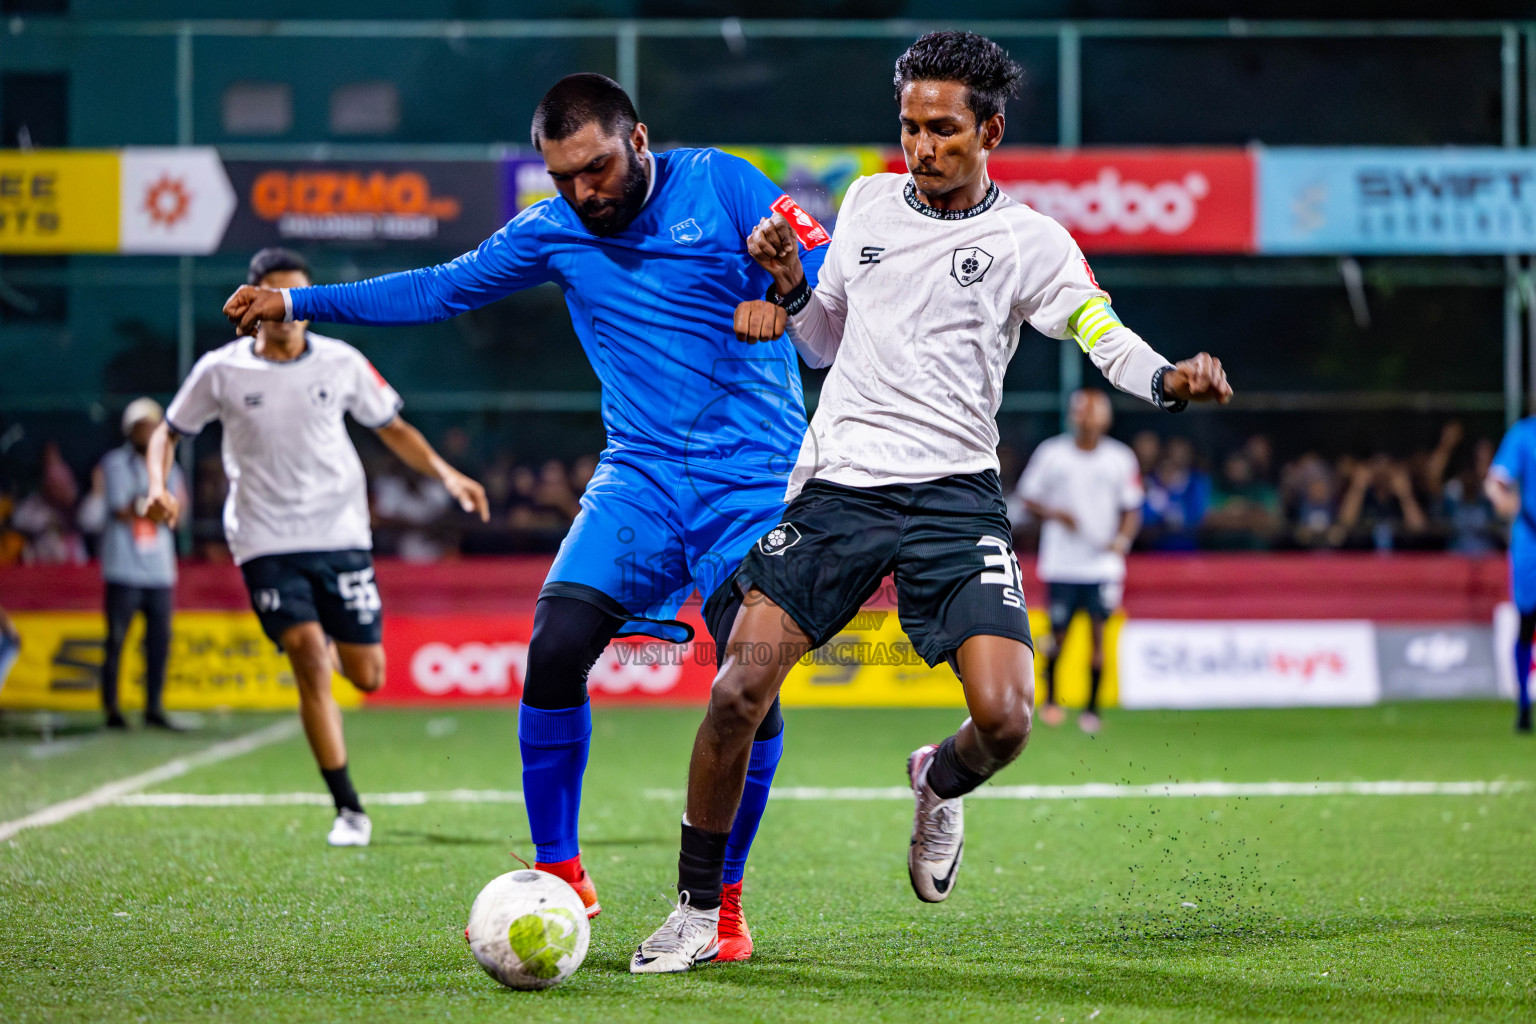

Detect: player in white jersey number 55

[143,248,489,848]
[635,30,1231,973]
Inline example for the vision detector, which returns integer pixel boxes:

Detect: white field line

[0,719,300,843]
[119,788,526,808]
[89,778,1529,811]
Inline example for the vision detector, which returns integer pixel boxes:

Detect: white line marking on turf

[94,779,1527,812]
[117,788,525,808]
[645,779,1530,801]
[0,719,301,843]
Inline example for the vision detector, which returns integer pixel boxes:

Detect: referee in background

[97,398,185,730]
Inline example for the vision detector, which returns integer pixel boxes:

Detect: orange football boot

[715,881,753,961]
[536,854,601,919]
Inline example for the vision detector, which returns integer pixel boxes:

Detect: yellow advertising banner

[1,611,361,712]
[780,608,1122,709]
[0,151,120,253]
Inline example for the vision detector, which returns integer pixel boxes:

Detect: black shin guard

[321,764,363,813]
[1087,664,1103,714]
[926,735,990,800]
[677,822,730,910]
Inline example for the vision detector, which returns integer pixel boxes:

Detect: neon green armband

[1067,297,1123,352]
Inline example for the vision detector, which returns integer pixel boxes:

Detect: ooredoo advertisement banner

[1117,620,1380,709]
[374,614,717,705]
[965,148,1256,253]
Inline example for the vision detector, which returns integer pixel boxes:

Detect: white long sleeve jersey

[785,172,1174,499]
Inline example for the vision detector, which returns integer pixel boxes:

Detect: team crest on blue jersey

[757,523,802,557]
[950,246,994,288]
[670,219,703,245]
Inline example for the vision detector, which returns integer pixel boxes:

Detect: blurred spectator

[1140,437,1210,551]
[0,603,18,694]
[12,441,87,564]
[1243,434,1276,485]
[193,453,231,562]
[0,492,25,566]
[572,454,598,496]
[372,469,455,562]
[77,463,108,556]
[1337,454,1428,551]
[96,398,186,730]
[1285,453,1341,549]
[536,459,582,521]
[1201,451,1283,549]
[1131,430,1161,478]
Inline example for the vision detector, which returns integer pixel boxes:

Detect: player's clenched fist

[747,213,805,293]
[141,488,180,529]
[222,285,288,337]
[1165,352,1234,405]
[734,300,787,343]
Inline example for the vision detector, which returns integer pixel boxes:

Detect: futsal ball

[465,869,590,990]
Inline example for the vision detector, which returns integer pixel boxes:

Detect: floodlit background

[2,6,1535,1022]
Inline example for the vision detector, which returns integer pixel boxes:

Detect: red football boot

[716,881,753,961]
[536,854,601,919]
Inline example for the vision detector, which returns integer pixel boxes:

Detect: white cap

[121,397,164,435]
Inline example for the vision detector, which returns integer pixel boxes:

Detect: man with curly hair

[631,30,1232,973]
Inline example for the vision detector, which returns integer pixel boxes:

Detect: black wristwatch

[1151,365,1188,413]
[766,277,812,316]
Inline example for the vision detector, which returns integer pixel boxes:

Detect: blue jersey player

[1487,417,1536,733]
[222,74,827,958]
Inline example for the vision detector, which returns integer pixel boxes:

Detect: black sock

[926,735,990,799]
[677,821,730,911]
[321,764,363,813]
[1087,665,1103,714]
[1044,653,1058,705]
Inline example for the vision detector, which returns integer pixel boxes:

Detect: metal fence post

[616,21,640,110]
[176,23,196,553]
[1057,23,1083,431]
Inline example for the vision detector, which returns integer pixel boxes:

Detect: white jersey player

[1014,389,1143,732]
[144,248,488,847]
[633,30,1231,974]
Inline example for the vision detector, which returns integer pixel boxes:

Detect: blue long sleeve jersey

[288,148,825,480]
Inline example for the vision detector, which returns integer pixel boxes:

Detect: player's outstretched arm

[142,421,181,528]
[373,416,490,522]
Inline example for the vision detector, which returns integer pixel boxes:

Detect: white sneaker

[630,891,720,974]
[907,744,964,903]
[327,809,372,847]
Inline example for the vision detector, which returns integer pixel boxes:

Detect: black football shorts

[1046,580,1122,633]
[239,549,384,647]
[730,471,1033,672]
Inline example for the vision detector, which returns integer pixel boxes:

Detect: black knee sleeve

[520,596,626,711]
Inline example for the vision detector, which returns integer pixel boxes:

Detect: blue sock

[1516,642,1532,721]
[518,702,592,864]
[722,727,784,885]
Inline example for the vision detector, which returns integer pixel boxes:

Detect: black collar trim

[904,179,999,220]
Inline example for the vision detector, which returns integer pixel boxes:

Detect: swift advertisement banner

[1257,148,1536,254]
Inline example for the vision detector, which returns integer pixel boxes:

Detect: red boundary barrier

[0,553,1509,623]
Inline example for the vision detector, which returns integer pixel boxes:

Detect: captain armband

[1066,297,1123,353]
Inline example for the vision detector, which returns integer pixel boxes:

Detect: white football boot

[326,809,372,847]
[907,744,964,903]
[630,891,720,974]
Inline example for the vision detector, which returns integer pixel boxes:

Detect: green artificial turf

[2,702,1533,1023]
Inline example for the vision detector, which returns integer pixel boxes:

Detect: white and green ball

[465,869,590,990]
